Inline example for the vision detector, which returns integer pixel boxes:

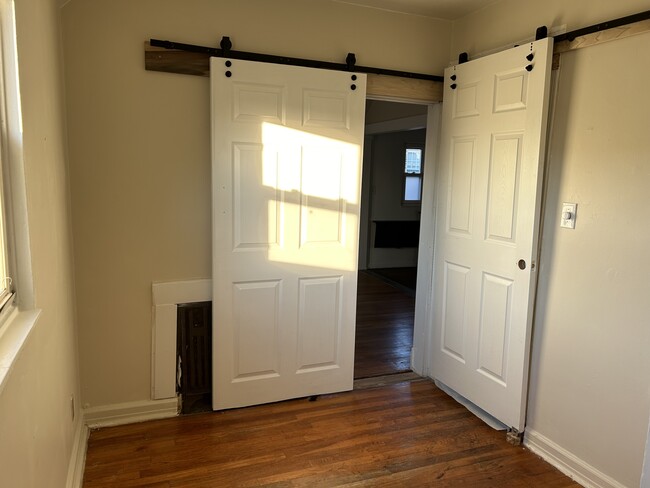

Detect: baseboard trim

[84,397,179,428]
[524,429,627,488]
[66,419,89,488]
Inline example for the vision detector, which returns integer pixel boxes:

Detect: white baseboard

[524,429,628,488]
[66,419,89,488]
[84,397,179,428]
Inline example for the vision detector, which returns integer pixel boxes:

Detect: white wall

[60,0,451,409]
[0,0,82,486]
[453,1,650,486]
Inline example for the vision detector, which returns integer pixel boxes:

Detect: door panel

[297,276,342,372]
[211,58,366,410]
[233,83,285,123]
[432,38,553,430]
[477,272,513,384]
[232,143,280,249]
[449,137,476,234]
[442,262,470,362]
[486,133,522,242]
[232,280,281,381]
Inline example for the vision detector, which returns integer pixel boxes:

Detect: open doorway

[354,100,429,381]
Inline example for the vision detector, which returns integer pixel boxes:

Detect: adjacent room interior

[354,100,428,381]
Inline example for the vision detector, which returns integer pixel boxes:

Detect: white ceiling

[330,0,498,20]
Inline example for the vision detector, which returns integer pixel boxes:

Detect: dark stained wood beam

[145,42,210,77]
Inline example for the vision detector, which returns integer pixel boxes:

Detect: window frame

[401,143,425,206]
[0,0,34,327]
[0,0,39,396]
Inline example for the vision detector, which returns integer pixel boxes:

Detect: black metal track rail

[149,38,444,82]
[554,9,650,43]
[150,9,649,79]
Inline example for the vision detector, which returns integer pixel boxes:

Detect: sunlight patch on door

[260,122,361,271]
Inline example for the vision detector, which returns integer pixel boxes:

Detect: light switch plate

[560,202,577,229]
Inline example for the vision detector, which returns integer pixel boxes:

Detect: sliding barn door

[211,58,367,410]
[432,38,553,430]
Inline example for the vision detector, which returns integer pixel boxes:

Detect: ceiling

[330,0,498,20]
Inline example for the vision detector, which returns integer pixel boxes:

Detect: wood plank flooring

[83,380,579,487]
[354,271,414,379]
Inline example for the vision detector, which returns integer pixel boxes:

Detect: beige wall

[453,2,650,486]
[61,0,451,408]
[0,0,81,486]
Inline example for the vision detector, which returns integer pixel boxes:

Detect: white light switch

[560,202,577,229]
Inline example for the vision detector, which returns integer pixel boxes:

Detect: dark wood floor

[354,271,415,379]
[83,380,579,487]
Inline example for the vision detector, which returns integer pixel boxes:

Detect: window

[0,0,26,325]
[0,0,37,394]
[402,145,424,205]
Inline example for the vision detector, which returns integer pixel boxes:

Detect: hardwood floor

[354,271,415,379]
[83,273,577,486]
[83,380,579,487]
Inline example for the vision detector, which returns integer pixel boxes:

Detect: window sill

[0,306,41,396]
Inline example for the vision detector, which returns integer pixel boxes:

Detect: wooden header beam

[554,18,650,55]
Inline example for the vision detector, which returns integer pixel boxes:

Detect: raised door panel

[302,89,350,130]
[477,273,513,386]
[448,137,476,235]
[493,69,529,113]
[232,143,280,250]
[485,133,523,243]
[453,81,480,119]
[296,276,342,373]
[300,146,344,247]
[441,262,470,363]
[231,280,281,382]
[233,82,286,124]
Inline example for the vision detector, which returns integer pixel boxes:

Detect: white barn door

[210,58,366,410]
[432,38,553,430]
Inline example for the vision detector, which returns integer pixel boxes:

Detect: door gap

[354,99,428,382]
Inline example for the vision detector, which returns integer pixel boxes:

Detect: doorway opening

[354,99,429,382]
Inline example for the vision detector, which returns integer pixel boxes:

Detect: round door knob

[518,259,526,270]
